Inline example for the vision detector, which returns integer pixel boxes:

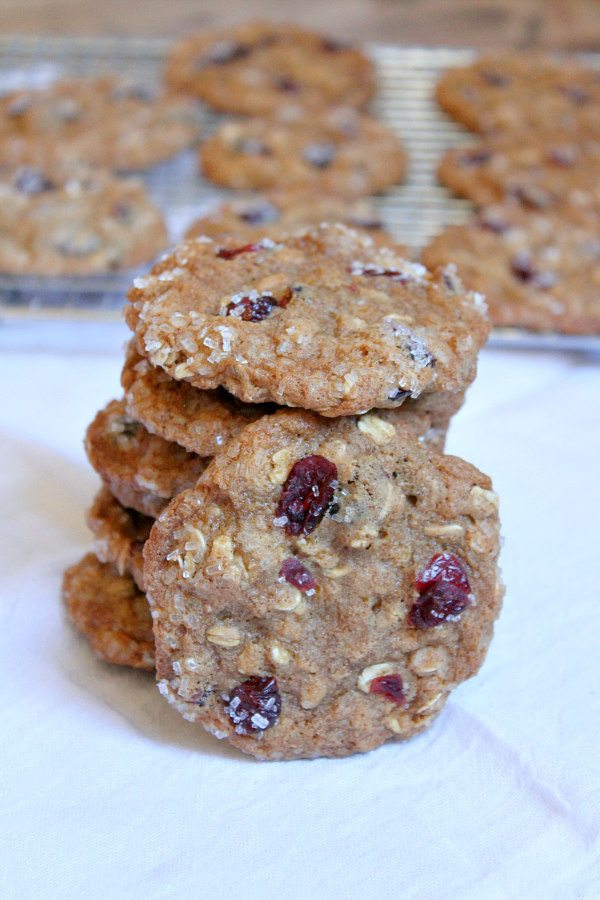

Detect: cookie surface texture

[144,410,503,760]
[126,224,489,417]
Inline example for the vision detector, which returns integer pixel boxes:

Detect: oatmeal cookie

[423,204,600,334]
[125,224,488,418]
[438,133,600,211]
[121,343,275,457]
[0,76,199,170]
[165,21,375,115]
[184,190,402,249]
[144,410,502,760]
[84,399,208,518]
[0,165,167,275]
[122,343,464,455]
[200,110,407,196]
[436,53,600,135]
[62,553,154,670]
[86,487,152,591]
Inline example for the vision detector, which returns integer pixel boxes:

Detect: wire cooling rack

[0,35,599,354]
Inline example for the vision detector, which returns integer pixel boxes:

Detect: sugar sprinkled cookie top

[126,224,489,418]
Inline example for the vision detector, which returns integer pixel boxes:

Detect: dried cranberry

[350,263,410,282]
[409,581,471,628]
[480,70,509,87]
[236,137,272,156]
[559,84,590,105]
[279,557,317,592]
[510,251,536,282]
[238,202,279,225]
[348,216,383,231]
[276,455,338,536]
[321,37,348,52]
[410,551,472,628]
[224,676,281,735]
[369,674,406,705]
[415,551,471,595]
[458,149,492,167]
[216,242,260,260]
[225,293,276,322]
[546,147,577,167]
[275,76,300,93]
[302,142,336,168]
[13,168,54,194]
[479,211,509,234]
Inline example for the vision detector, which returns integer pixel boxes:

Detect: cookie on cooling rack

[184,190,401,249]
[125,224,489,418]
[165,21,375,115]
[144,409,502,760]
[85,399,208,518]
[438,132,600,211]
[62,553,154,671]
[0,165,167,275]
[423,204,600,335]
[200,109,407,196]
[435,53,600,135]
[0,76,199,170]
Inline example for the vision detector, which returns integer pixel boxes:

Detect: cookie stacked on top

[64,222,503,760]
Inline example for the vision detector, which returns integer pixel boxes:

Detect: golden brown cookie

[184,190,403,249]
[436,53,600,135]
[84,399,208,517]
[144,410,502,760]
[165,21,375,115]
[423,204,600,335]
[0,164,167,275]
[62,553,154,670]
[86,487,152,591]
[125,224,488,418]
[121,342,464,456]
[0,76,199,170]
[438,133,600,211]
[200,110,407,197]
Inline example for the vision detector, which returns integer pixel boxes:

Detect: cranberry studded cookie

[126,224,488,418]
[184,190,401,249]
[0,76,199,170]
[144,410,502,760]
[0,165,167,275]
[62,553,154,671]
[438,133,600,211]
[436,53,600,136]
[86,487,152,591]
[85,399,208,518]
[165,21,375,115]
[200,109,407,196]
[423,204,600,334]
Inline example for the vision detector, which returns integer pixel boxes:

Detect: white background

[1,321,599,899]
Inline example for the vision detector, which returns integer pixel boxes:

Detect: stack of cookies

[64,222,503,760]
[426,53,600,335]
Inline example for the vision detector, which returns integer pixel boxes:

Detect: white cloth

[0,321,599,900]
